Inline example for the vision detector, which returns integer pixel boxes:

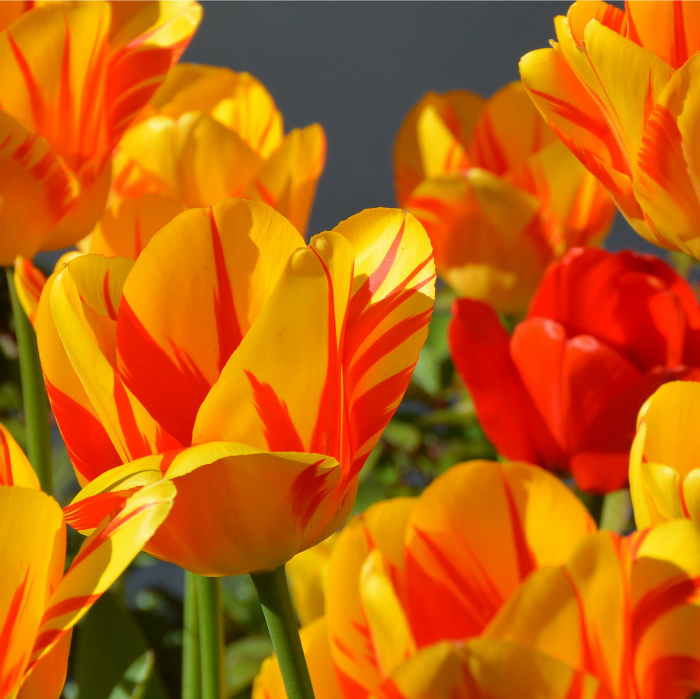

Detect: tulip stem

[197,576,223,699]
[183,571,202,699]
[251,565,315,699]
[6,266,52,494]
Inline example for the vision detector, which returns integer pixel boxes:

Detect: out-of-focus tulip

[0,1,202,265]
[252,459,597,699]
[630,380,700,530]
[520,1,700,258]
[449,247,700,493]
[38,199,435,577]
[0,422,174,699]
[394,82,615,313]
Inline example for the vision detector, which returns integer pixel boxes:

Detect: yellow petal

[28,480,175,668]
[247,124,327,237]
[17,631,71,699]
[0,486,65,697]
[0,423,39,489]
[13,257,46,328]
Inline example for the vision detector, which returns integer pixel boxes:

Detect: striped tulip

[630,380,700,530]
[253,459,597,698]
[0,423,174,699]
[38,199,435,577]
[449,247,700,493]
[0,0,202,265]
[255,461,700,699]
[394,82,615,313]
[520,1,700,258]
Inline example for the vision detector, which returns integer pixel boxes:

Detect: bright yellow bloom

[520,1,700,258]
[0,0,202,265]
[394,82,614,312]
[630,380,700,529]
[0,423,174,699]
[38,199,435,577]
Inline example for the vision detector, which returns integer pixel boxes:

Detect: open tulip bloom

[37,198,435,577]
[0,423,174,699]
[521,0,700,259]
[254,460,700,698]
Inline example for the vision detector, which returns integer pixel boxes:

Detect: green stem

[251,565,315,699]
[6,266,52,494]
[196,576,223,699]
[599,490,632,533]
[183,571,202,699]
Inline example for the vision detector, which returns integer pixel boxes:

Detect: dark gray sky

[183,1,653,254]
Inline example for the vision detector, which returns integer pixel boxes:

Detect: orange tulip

[255,460,700,699]
[630,380,700,530]
[394,82,615,312]
[37,198,435,577]
[520,1,700,258]
[0,0,202,265]
[0,422,174,699]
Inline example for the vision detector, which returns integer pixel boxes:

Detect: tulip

[37,198,435,577]
[449,247,700,493]
[252,459,597,699]
[0,422,174,699]
[630,380,700,530]
[394,82,615,312]
[520,1,700,258]
[0,0,202,265]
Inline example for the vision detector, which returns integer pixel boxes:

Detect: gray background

[183,1,650,253]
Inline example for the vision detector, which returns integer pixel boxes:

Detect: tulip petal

[394,90,484,204]
[0,423,39,489]
[0,487,64,699]
[333,209,436,476]
[448,298,564,465]
[14,257,46,327]
[86,193,185,259]
[118,199,303,447]
[247,124,327,237]
[253,618,342,699]
[17,632,71,699]
[28,480,175,668]
[404,460,594,647]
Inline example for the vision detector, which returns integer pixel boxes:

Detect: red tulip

[449,247,700,492]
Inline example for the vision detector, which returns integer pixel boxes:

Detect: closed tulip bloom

[630,380,700,530]
[449,247,700,493]
[39,199,435,577]
[0,423,174,699]
[0,0,202,264]
[394,82,615,313]
[520,1,700,258]
[253,459,597,699]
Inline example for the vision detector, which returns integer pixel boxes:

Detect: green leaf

[108,652,155,699]
[74,592,168,699]
[224,636,273,697]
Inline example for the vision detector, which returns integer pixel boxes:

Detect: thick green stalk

[183,571,202,699]
[197,576,223,699]
[251,565,315,699]
[6,266,52,493]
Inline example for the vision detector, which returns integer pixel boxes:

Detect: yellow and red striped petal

[192,229,353,461]
[253,618,342,699]
[332,209,435,477]
[326,498,416,697]
[117,199,303,447]
[394,90,484,204]
[148,65,284,158]
[17,632,71,699]
[469,81,558,176]
[86,193,185,259]
[0,486,64,698]
[247,124,327,237]
[14,257,46,327]
[0,423,39,489]
[28,480,175,669]
[117,112,263,207]
[404,460,595,647]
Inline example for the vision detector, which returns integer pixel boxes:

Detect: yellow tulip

[520,1,700,258]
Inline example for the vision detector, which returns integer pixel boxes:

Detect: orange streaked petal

[0,423,39,489]
[118,199,303,447]
[17,631,71,699]
[247,124,327,237]
[14,257,46,327]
